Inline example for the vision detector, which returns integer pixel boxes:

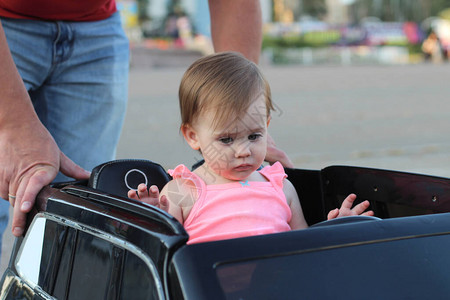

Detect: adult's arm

[208,1,294,167]
[0,23,90,237]
[208,0,262,63]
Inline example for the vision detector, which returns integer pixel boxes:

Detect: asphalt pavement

[117,60,450,177]
[2,59,450,274]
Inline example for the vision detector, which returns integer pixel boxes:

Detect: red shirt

[0,0,116,21]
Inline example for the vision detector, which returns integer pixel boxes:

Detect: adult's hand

[265,134,294,168]
[0,120,90,237]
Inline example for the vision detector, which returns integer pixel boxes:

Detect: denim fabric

[0,12,129,258]
[2,11,129,180]
[0,200,9,257]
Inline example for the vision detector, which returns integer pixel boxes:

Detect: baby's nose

[234,142,251,158]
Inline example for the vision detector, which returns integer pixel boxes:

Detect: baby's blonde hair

[179,51,273,130]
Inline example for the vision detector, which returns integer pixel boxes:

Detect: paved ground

[117,61,450,177]
[2,60,450,274]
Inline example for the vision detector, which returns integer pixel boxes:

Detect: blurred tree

[429,0,450,16]
[302,0,327,19]
[273,0,327,21]
[350,0,450,23]
[166,0,182,15]
[137,0,150,24]
[164,0,185,38]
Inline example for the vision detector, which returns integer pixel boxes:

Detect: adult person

[0,0,292,248]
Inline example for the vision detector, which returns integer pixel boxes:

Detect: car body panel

[1,182,188,300]
[1,160,450,299]
[170,213,450,299]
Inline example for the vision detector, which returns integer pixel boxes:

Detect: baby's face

[193,95,269,182]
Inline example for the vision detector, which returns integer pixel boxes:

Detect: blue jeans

[1,12,129,256]
[0,201,9,258]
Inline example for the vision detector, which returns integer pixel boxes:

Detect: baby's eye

[248,133,262,141]
[219,137,233,144]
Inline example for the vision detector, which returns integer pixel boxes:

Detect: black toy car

[1,159,450,300]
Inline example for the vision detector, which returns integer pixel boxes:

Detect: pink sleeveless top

[168,162,292,244]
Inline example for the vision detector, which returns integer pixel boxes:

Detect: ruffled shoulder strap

[168,164,207,224]
[168,164,206,194]
[259,161,287,189]
[168,164,192,178]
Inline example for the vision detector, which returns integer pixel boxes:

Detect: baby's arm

[283,179,309,230]
[327,194,374,220]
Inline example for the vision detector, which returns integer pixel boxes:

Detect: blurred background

[119,0,450,65]
[3,0,450,273]
[115,0,450,176]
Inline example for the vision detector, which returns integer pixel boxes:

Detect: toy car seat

[88,159,171,197]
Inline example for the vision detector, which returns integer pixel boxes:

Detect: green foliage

[430,0,450,16]
[352,0,450,22]
[262,34,424,59]
[262,31,341,49]
[406,43,423,55]
[137,0,149,22]
[302,0,328,19]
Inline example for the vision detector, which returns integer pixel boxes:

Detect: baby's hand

[127,183,169,212]
[327,194,374,220]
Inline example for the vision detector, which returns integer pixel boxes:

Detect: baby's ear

[181,124,200,150]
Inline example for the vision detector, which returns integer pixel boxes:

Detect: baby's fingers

[138,185,159,206]
[327,208,339,220]
[340,194,357,210]
[351,200,371,215]
[136,183,149,198]
[149,185,160,198]
[361,210,375,216]
[127,189,139,200]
